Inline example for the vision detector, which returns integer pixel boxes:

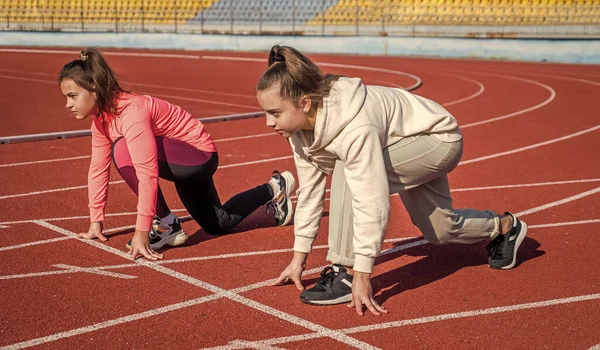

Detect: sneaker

[266,170,296,226]
[300,265,353,305]
[486,212,528,269]
[125,216,188,250]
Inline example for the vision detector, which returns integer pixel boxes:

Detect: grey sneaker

[300,265,353,305]
[486,212,528,269]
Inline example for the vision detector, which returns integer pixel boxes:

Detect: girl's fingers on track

[269,273,287,286]
[293,277,304,290]
[372,299,388,314]
[353,298,364,316]
[140,247,158,261]
[364,298,382,316]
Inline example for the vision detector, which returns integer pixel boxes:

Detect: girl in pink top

[58,48,296,261]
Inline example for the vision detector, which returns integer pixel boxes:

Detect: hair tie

[79,51,88,61]
[272,54,285,62]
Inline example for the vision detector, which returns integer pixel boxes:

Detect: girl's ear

[300,95,312,113]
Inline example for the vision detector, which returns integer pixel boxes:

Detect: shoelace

[266,201,284,220]
[149,217,161,239]
[485,235,504,258]
[317,266,337,287]
[265,172,285,220]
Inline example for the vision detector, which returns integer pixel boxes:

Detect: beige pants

[327,134,500,267]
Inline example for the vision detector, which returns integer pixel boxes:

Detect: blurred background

[1,0,599,38]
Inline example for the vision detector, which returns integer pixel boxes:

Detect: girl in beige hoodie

[256,45,528,316]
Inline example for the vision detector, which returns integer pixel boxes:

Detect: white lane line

[0,155,93,168]
[515,187,600,217]
[529,219,600,229]
[126,81,255,99]
[0,155,293,200]
[0,237,428,347]
[227,340,285,350]
[459,71,556,129]
[145,91,257,109]
[4,198,597,347]
[0,294,222,350]
[480,68,600,88]
[459,124,600,165]
[220,293,600,349]
[0,74,55,84]
[3,177,599,226]
[0,73,257,110]
[202,55,422,91]
[291,178,600,201]
[439,74,485,107]
[0,183,93,200]
[0,208,188,226]
[0,269,75,280]
[5,121,598,201]
[51,264,137,279]
[0,236,70,251]
[220,155,292,169]
[24,220,378,350]
[450,178,600,192]
[0,63,553,172]
[0,49,420,89]
[0,133,276,168]
[0,263,137,280]
[0,48,202,59]
[0,67,256,100]
[0,237,417,281]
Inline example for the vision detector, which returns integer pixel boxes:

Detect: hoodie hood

[307,77,367,152]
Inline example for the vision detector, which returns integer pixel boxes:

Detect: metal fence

[1,1,599,38]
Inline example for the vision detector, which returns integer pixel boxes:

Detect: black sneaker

[266,170,296,226]
[125,216,187,250]
[300,265,353,305]
[486,212,528,269]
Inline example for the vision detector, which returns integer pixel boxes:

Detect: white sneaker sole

[152,230,188,250]
[501,221,528,270]
[125,230,188,250]
[279,170,296,226]
[301,293,353,305]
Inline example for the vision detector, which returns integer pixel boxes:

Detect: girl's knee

[421,208,458,245]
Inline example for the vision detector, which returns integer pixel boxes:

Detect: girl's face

[257,87,313,138]
[60,78,99,120]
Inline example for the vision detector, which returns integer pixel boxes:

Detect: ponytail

[256,45,342,107]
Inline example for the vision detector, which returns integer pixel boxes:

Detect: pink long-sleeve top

[88,92,217,231]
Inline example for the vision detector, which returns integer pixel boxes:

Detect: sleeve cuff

[353,255,375,274]
[136,214,153,232]
[89,208,104,223]
[293,236,315,254]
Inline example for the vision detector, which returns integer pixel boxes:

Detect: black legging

[111,136,272,235]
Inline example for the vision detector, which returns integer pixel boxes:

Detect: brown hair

[58,47,126,116]
[256,45,342,107]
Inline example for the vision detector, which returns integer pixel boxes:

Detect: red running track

[0,47,599,349]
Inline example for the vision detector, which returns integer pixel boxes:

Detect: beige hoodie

[290,77,462,273]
